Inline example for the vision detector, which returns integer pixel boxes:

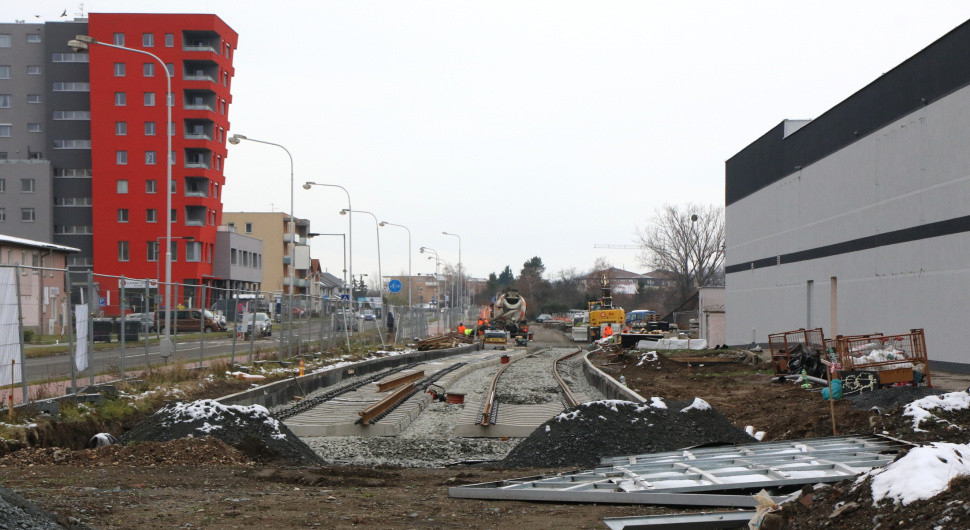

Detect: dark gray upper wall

[726,17,970,206]
[0,23,46,159]
[44,21,92,265]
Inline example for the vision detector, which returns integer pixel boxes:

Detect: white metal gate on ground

[449,436,905,507]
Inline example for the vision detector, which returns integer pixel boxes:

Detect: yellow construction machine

[588,275,625,341]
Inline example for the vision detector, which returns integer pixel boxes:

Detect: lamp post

[340,209,383,347]
[303,182,352,308]
[419,247,442,308]
[379,221,411,308]
[442,231,462,311]
[228,134,296,358]
[69,34,176,356]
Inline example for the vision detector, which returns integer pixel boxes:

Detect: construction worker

[477,318,485,336]
[457,322,466,335]
[602,323,614,339]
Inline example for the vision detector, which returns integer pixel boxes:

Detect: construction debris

[416,332,474,351]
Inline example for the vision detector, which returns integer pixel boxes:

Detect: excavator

[587,275,625,341]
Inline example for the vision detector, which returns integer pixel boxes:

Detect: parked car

[241,312,272,339]
[155,309,225,333]
[333,311,359,331]
[362,310,376,321]
[535,314,553,322]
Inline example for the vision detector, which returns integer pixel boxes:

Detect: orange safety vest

[603,325,613,338]
[457,325,466,334]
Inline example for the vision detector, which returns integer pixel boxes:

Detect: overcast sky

[18,1,970,285]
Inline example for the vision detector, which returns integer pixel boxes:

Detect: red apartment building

[87,13,237,306]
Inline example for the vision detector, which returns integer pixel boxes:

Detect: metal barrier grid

[0,263,474,403]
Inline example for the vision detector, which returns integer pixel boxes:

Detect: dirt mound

[502,398,755,469]
[120,399,323,466]
[0,437,251,467]
[782,461,970,529]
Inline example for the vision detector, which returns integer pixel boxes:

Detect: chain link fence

[0,264,473,404]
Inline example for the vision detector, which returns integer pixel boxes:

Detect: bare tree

[636,203,725,302]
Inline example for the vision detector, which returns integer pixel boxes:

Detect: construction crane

[593,244,638,250]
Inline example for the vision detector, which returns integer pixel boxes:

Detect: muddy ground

[0,327,965,528]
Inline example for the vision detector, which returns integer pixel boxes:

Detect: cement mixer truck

[482,289,530,345]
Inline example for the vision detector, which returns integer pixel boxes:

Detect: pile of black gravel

[502,398,755,469]
[121,399,323,466]
[845,386,947,413]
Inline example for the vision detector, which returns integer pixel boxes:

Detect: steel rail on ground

[478,347,550,426]
[553,348,583,408]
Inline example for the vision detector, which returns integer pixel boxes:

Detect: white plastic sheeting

[0,268,21,386]
[637,338,708,350]
[75,304,88,371]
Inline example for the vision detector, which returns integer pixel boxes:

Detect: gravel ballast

[494,348,568,405]
[502,398,756,469]
[121,399,323,465]
[846,386,946,412]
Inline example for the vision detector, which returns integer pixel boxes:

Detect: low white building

[725,19,970,372]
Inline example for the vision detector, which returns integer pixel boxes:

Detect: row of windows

[112,91,226,113]
[0,65,43,77]
[1,90,227,114]
[121,240,214,263]
[0,207,36,223]
[229,248,262,268]
[0,178,36,193]
[114,150,222,170]
[55,169,92,178]
[0,34,42,47]
[54,197,92,206]
[111,32,232,59]
[0,123,42,136]
[53,225,93,234]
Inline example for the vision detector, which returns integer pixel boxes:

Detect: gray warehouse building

[725,19,970,372]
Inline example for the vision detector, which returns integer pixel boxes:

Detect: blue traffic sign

[388,279,402,293]
[98,297,107,307]
[339,294,350,301]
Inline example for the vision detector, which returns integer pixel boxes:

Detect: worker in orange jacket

[602,324,614,339]
[477,318,485,336]
[457,323,466,334]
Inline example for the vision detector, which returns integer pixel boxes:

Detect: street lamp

[420,247,442,308]
[442,231,462,310]
[340,208,383,344]
[379,221,411,308]
[227,133,297,358]
[70,34,176,354]
[303,182,352,308]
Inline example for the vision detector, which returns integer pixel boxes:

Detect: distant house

[584,267,678,295]
[584,267,645,295]
[0,234,79,335]
[641,269,677,288]
[307,258,346,307]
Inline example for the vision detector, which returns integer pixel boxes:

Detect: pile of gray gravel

[0,486,79,529]
[503,398,755,469]
[121,399,323,466]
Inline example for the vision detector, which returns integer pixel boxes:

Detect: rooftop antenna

[75,3,85,18]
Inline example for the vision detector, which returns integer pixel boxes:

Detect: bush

[22,330,34,343]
